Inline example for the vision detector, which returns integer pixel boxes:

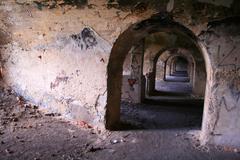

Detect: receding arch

[106,12,212,131]
[165,55,191,81]
[169,56,188,75]
[153,48,196,88]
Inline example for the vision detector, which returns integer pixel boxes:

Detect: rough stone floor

[0,89,240,160]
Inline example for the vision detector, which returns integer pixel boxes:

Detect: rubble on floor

[0,87,240,160]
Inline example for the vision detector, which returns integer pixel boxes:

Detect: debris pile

[0,86,42,132]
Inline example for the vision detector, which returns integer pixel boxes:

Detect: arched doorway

[153,48,196,96]
[106,13,212,132]
[167,56,189,81]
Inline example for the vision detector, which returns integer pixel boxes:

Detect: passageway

[117,22,206,130]
[154,53,192,95]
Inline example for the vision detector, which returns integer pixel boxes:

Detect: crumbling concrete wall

[0,0,153,129]
[1,26,112,128]
[200,18,240,147]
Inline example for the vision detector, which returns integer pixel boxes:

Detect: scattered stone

[87,146,105,153]
[75,121,92,129]
[233,148,239,153]
[5,149,14,154]
[131,138,137,143]
[45,113,61,117]
[38,123,43,126]
[51,153,57,157]
[19,140,25,143]
[111,139,118,144]
[108,149,116,154]
[110,139,124,144]
[72,135,77,138]
[12,118,18,122]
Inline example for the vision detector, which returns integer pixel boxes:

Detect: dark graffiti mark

[209,80,221,134]
[209,73,240,134]
[211,101,221,134]
[50,76,69,89]
[220,96,239,112]
[82,28,98,48]
[221,77,240,112]
[71,27,98,50]
[202,19,240,135]
[217,45,220,64]
[76,70,81,76]
[131,54,141,77]
[212,73,240,110]
[128,78,137,91]
[123,91,134,103]
[218,45,237,67]
[94,90,107,120]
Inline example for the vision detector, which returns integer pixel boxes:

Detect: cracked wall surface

[200,18,240,147]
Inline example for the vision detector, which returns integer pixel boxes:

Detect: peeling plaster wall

[1,26,111,127]
[0,0,153,128]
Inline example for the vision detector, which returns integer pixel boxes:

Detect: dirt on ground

[0,86,240,160]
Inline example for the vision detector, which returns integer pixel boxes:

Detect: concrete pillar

[145,72,155,96]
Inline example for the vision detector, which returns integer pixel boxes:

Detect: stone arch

[168,56,189,76]
[145,48,196,96]
[106,13,212,132]
[154,48,195,82]
[173,56,189,73]
[152,47,206,97]
[166,55,190,80]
